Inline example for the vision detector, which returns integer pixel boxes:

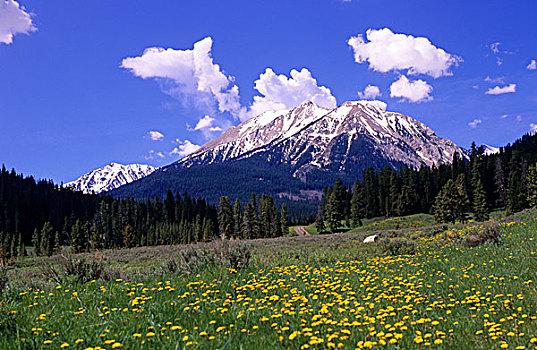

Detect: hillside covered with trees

[0,164,288,263]
[317,133,537,232]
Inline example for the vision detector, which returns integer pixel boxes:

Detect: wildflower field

[2,213,537,349]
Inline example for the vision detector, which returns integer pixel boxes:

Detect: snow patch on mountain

[65,163,157,194]
[482,144,500,156]
[174,99,467,180]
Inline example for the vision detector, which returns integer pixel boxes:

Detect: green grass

[1,210,537,349]
[348,213,435,234]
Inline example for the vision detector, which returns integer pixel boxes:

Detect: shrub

[463,222,501,247]
[379,238,417,256]
[175,246,210,275]
[210,239,251,270]
[0,266,8,294]
[40,254,117,284]
[162,239,251,276]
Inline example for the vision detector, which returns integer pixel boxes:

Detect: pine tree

[233,199,242,239]
[71,219,86,253]
[506,171,525,215]
[123,224,135,248]
[332,178,347,220]
[274,209,282,238]
[217,196,234,239]
[473,178,489,221]
[315,211,325,233]
[326,190,340,233]
[32,228,41,256]
[40,222,55,256]
[527,163,537,208]
[350,180,364,226]
[494,158,507,208]
[242,194,258,239]
[18,232,26,258]
[454,174,470,223]
[280,203,289,236]
[164,189,176,223]
[0,232,8,265]
[90,223,102,251]
[433,179,456,224]
[53,230,60,255]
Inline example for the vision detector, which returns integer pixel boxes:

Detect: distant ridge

[65,163,156,193]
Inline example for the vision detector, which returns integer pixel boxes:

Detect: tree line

[0,164,288,264]
[317,133,537,231]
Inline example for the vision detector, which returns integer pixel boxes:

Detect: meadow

[1,210,537,349]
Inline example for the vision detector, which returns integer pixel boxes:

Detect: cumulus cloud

[146,130,164,141]
[187,115,227,139]
[389,75,433,103]
[169,140,200,158]
[144,150,165,160]
[357,84,381,99]
[0,0,36,45]
[347,28,461,78]
[485,83,516,95]
[527,60,537,70]
[121,37,241,117]
[468,119,482,128]
[193,115,222,132]
[531,123,537,133]
[241,68,337,121]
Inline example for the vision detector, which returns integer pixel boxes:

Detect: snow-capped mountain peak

[173,99,467,180]
[482,144,500,156]
[65,163,156,194]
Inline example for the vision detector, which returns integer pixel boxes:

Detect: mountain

[66,163,156,194]
[482,144,500,156]
[113,100,467,205]
[174,100,465,179]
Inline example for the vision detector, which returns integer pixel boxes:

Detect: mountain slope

[66,163,156,194]
[174,100,466,178]
[113,100,467,205]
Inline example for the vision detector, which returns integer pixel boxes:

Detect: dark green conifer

[217,196,234,239]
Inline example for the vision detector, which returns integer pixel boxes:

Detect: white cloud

[187,115,226,139]
[489,42,512,66]
[241,68,337,121]
[530,123,537,133]
[472,84,479,90]
[169,140,200,158]
[490,42,501,54]
[485,83,516,95]
[500,114,508,119]
[389,75,433,103]
[357,84,381,99]
[146,130,164,141]
[121,37,241,117]
[468,119,482,128]
[193,115,222,132]
[347,28,461,78]
[0,0,36,45]
[144,150,165,160]
[527,60,537,70]
[484,76,504,84]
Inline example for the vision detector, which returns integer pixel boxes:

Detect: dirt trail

[294,226,311,236]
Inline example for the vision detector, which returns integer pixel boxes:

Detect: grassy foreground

[1,211,537,349]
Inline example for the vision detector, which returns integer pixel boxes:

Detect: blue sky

[1,0,536,183]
